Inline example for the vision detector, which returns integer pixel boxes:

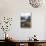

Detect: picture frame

[20,12,32,28]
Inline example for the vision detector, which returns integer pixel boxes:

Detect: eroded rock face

[29,0,42,8]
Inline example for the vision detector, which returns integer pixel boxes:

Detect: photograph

[20,13,32,28]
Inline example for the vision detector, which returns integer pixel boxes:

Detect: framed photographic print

[20,12,32,28]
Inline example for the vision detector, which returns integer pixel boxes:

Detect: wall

[44,16,46,40]
[0,0,46,40]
